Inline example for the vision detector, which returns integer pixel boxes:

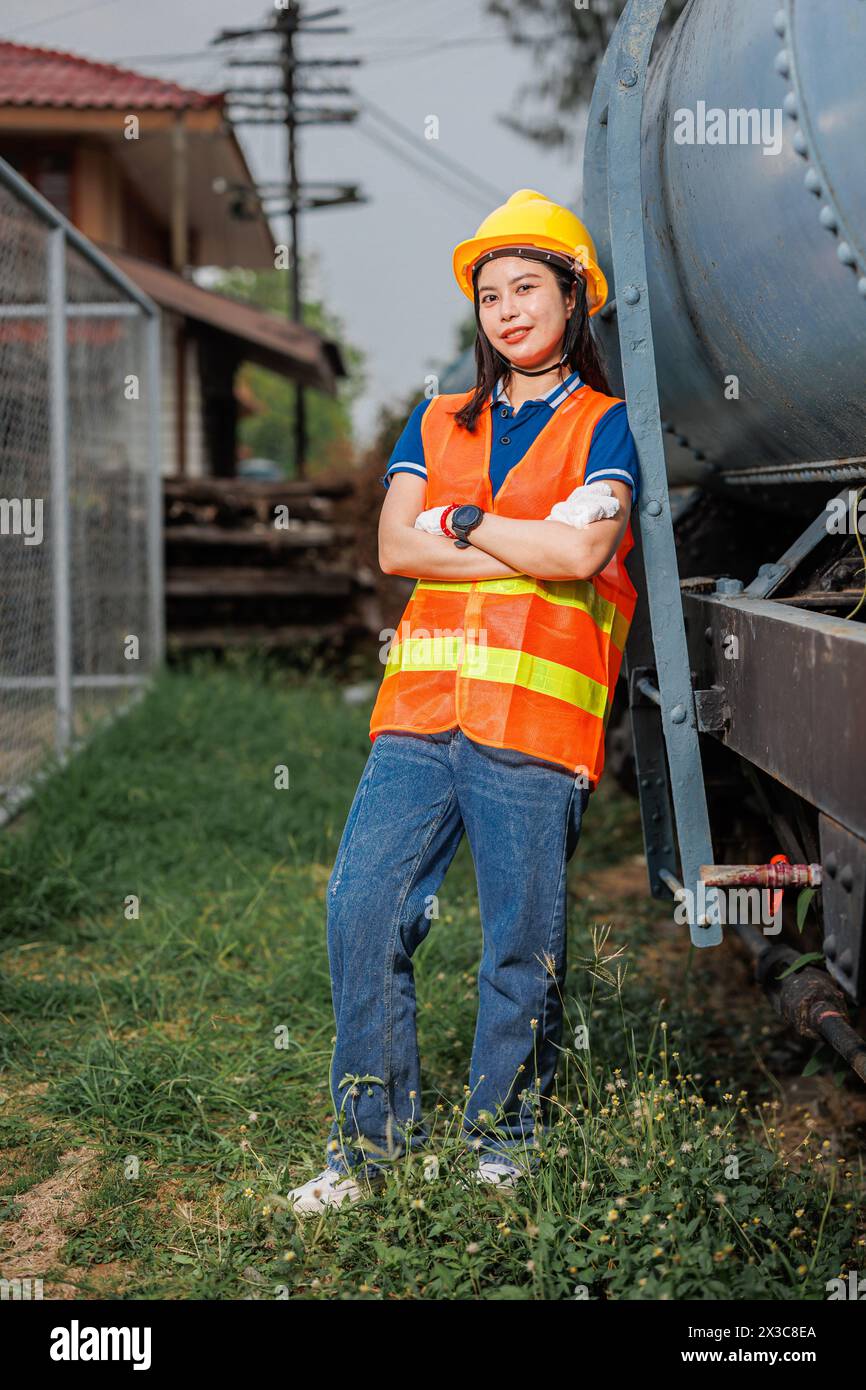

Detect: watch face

[452,504,483,530]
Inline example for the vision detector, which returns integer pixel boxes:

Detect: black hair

[452,259,611,432]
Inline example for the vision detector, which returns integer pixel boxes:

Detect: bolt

[618,66,638,87]
[825,852,837,878]
[838,242,858,267]
[840,864,854,892]
[623,285,641,304]
[774,49,790,78]
[715,577,744,595]
[804,168,822,196]
[670,704,687,724]
[645,500,662,516]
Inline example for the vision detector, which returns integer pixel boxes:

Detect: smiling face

[475,255,577,369]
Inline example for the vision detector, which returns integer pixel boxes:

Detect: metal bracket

[745,486,853,598]
[628,664,679,900]
[694,686,730,734]
[601,0,722,947]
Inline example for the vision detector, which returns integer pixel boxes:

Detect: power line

[353,121,491,213]
[6,0,127,38]
[302,72,506,207]
[105,49,237,67]
[354,0,407,16]
[360,31,575,64]
[106,31,556,68]
[360,97,505,206]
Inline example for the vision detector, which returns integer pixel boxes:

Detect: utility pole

[213,5,364,478]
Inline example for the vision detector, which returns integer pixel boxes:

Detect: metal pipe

[145,309,165,670]
[635,675,661,706]
[47,226,72,759]
[748,935,866,1083]
[655,870,866,1077]
[700,862,823,889]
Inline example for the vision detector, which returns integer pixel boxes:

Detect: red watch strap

[439,503,459,538]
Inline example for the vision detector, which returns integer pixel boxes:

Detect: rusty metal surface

[699,862,821,888]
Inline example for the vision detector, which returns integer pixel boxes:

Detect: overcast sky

[2,0,590,443]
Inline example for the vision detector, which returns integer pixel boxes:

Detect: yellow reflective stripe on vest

[416,575,627,650]
[384,633,462,676]
[412,579,475,593]
[385,632,607,719]
[610,606,631,654]
[460,642,608,719]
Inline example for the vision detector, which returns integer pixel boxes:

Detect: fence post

[145,310,164,669]
[47,225,72,758]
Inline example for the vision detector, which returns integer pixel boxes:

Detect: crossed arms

[378,472,633,583]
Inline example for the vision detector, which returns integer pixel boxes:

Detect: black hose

[731,924,866,1083]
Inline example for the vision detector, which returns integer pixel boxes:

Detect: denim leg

[452,732,591,1164]
[325,731,464,1177]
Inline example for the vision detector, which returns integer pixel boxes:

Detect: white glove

[413,504,457,535]
[545,481,620,529]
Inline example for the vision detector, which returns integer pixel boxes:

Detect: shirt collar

[492,368,583,411]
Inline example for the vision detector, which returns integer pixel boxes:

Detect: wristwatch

[450,503,485,548]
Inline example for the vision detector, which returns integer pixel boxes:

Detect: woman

[289,189,640,1214]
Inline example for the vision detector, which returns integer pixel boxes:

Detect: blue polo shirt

[380,369,641,502]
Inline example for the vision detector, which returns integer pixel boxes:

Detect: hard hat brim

[453,232,608,315]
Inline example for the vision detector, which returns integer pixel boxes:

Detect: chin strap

[496,348,569,378]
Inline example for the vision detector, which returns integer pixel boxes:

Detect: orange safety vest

[369,384,638,788]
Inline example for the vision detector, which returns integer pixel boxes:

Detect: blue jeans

[324,728,591,1176]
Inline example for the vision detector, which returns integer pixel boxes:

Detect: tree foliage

[483,0,688,149]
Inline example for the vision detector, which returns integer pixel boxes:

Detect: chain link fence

[0,156,163,824]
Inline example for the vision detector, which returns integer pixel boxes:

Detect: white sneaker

[462,1156,526,1188]
[286,1165,385,1215]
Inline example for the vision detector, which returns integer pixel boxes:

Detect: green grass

[0,652,863,1300]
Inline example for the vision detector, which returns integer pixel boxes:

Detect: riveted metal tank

[584,0,866,490]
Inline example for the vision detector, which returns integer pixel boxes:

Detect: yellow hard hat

[452,188,608,315]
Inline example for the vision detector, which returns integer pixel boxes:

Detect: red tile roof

[0,40,223,110]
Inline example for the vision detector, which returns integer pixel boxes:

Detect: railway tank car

[583,0,866,1074]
